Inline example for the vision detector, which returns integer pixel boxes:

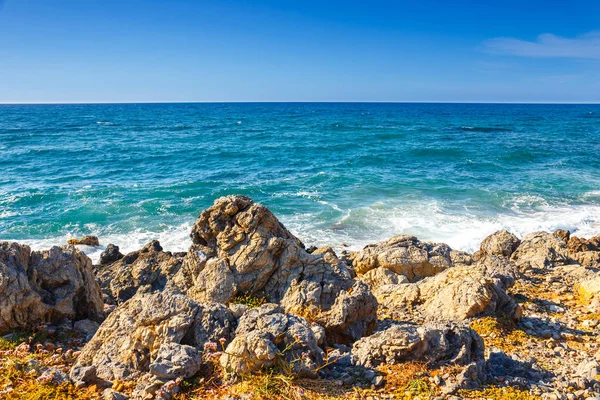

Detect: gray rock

[99,244,124,265]
[74,319,100,336]
[0,242,104,334]
[149,342,202,379]
[480,229,520,258]
[102,388,129,400]
[511,231,569,270]
[358,267,408,289]
[37,367,71,385]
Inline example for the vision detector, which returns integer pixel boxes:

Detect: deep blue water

[1,103,599,261]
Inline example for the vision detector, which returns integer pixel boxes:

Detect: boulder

[68,236,100,246]
[480,230,520,258]
[0,242,104,334]
[351,322,484,373]
[95,241,183,305]
[577,274,600,301]
[510,231,569,270]
[173,195,377,343]
[149,342,202,380]
[99,244,124,265]
[567,236,600,267]
[220,304,324,377]
[358,267,408,289]
[352,235,452,281]
[375,263,521,323]
[71,290,236,382]
[553,229,571,244]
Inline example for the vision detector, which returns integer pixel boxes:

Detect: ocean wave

[458,126,512,133]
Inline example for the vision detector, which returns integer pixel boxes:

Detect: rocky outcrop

[358,267,408,289]
[553,229,571,244]
[351,235,452,281]
[172,195,377,343]
[0,242,104,334]
[220,304,324,377]
[95,241,183,305]
[99,244,124,265]
[375,263,521,322]
[577,274,600,302]
[479,229,520,258]
[510,231,569,270]
[70,290,236,383]
[567,235,600,267]
[351,322,484,370]
[68,236,100,246]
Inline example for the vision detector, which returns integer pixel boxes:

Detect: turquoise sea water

[1,103,600,261]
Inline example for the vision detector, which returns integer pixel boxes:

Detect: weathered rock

[71,290,235,381]
[480,230,520,258]
[352,235,452,281]
[95,241,183,305]
[375,263,521,322]
[351,322,484,373]
[553,229,571,244]
[68,235,100,246]
[73,319,100,336]
[173,195,377,343]
[149,342,201,380]
[99,244,124,265]
[568,235,600,253]
[220,304,324,377]
[358,267,408,289]
[450,250,473,266]
[511,231,569,270]
[0,242,104,334]
[38,367,71,385]
[577,274,600,301]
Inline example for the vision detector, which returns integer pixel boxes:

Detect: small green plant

[230,292,267,308]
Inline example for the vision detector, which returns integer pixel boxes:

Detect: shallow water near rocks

[1,102,599,261]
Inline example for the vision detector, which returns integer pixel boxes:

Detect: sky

[0,0,599,103]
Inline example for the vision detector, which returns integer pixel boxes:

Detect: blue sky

[0,0,599,103]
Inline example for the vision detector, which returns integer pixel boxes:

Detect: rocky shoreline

[1,195,600,399]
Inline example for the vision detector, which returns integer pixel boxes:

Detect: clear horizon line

[0,100,599,105]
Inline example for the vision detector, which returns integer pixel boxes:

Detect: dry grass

[471,316,536,353]
[458,385,541,399]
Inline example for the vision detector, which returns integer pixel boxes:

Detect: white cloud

[484,31,600,60]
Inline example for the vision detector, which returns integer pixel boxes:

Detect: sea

[1,103,599,262]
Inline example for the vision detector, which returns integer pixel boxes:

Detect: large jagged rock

[351,322,484,370]
[220,304,324,377]
[510,231,569,270]
[351,235,452,281]
[479,230,520,258]
[0,242,104,334]
[577,274,600,302]
[70,290,236,383]
[95,241,183,305]
[172,195,377,343]
[358,267,408,290]
[567,236,600,267]
[375,263,521,323]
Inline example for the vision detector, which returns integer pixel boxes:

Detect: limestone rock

[99,244,124,265]
[68,236,100,246]
[71,290,235,381]
[149,342,201,380]
[577,274,600,301]
[450,250,473,266]
[567,236,600,267]
[480,230,520,258]
[173,195,377,343]
[351,322,484,373]
[220,304,324,376]
[375,263,520,322]
[0,242,104,334]
[358,267,408,289]
[95,241,183,305]
[553,229,571,244]
[510,231,569,269]
[74,319,100,336]
[352,235,452,281]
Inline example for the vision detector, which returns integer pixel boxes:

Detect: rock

[511,231,569,270]
[73,319,100,336]
[352,235,453,281]
[68,236,100,246]
[220,304,324,377]
[480,230,520,258]
[69,365,97,386]
[99,244,124,265]
[375,263,521,322]
[71,290,235,381]
[173,195,377,343]
[571,251,600,268]
[578,274,600,302]
[0,242,104,334]
[103,388,129,400]
[95,241,183,305]
[149,342,201,379]
[37,367,71,385]
[450,250,473,266]
[575,360,600,381]
[358,267,408,289]
[553,229,571,244]
[351,322,484,374]
[568,236,600,253]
